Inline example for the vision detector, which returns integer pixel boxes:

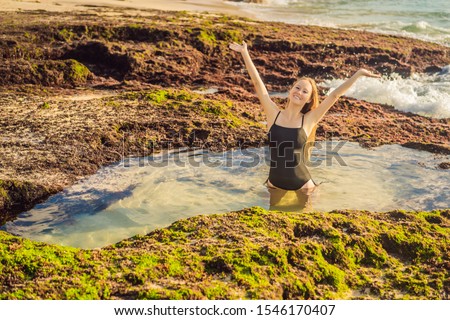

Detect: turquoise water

[229,0,450,46]
[4,142,449,248]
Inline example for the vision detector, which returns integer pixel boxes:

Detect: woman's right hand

[229,41,248,54]
[356,68,381,78]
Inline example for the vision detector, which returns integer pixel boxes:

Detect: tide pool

[4,142,449,249]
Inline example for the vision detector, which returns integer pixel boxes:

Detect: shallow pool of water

[3,142,449,248]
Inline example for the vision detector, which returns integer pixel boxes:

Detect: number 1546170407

[256,304,335,316]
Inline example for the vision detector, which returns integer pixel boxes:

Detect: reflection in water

[266,180,317,213]
[2,142,449,249]
[269,190,315,213]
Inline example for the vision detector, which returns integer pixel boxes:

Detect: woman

[229,41,380,209]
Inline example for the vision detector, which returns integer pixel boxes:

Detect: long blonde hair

[282,77,320,161]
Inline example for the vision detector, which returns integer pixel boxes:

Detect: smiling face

[289,79,313,106]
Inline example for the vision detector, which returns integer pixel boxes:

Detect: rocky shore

[0,9,449,299]
[1,207,449,299]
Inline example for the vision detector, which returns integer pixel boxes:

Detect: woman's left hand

[356,68,381,78]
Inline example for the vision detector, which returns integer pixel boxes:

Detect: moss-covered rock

[0,59,92,86]
[1,207,448,299]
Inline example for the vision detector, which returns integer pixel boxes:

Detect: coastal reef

[0,8,449,300]
[1,207,449,299]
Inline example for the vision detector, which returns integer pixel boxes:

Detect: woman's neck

[283,103,304,121]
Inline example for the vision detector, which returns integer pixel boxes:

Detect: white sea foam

[320,68,450,118]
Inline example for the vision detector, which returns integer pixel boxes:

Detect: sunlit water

[3,142,449,249]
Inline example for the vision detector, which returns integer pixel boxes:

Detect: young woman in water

[229,41,380,209]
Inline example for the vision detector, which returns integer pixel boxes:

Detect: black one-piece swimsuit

[268,111,312,190]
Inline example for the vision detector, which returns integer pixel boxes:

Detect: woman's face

[289,80,313,105]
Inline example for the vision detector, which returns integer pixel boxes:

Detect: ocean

[228,0,450,46]
[226,0,450,118]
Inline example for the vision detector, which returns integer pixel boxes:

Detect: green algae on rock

[1,207,448,299]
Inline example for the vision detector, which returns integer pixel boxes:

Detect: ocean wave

[320,67,450,118]
[344,21,450,47]
[403,21,432,32]
[401,20,450,36]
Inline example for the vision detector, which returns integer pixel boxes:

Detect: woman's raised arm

[229,41,279,121]
[307,68,380,126]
